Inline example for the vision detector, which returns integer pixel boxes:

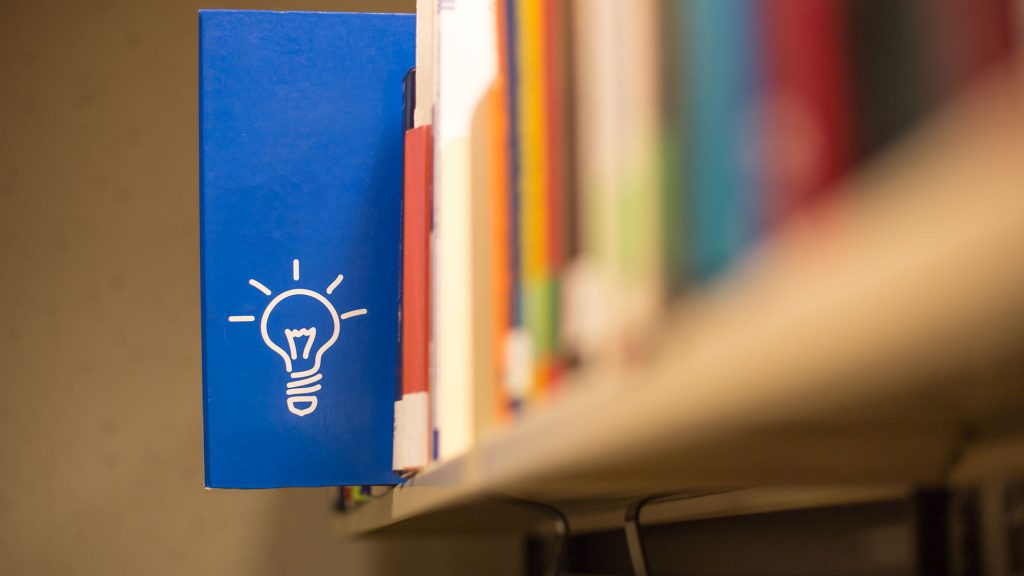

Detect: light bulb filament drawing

[285,327,317,362]
[227,259,368,417]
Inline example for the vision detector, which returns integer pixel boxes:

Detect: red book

[758,0,852,227]
[396,124,432,470]
[932,0,1016,96]
[403,125,432,397]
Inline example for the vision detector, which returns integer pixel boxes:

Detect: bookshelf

[337,69,1024,536]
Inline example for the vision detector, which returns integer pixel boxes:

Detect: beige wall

[0,1,520,574]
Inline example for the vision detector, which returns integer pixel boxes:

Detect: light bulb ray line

[228,315,256,322]
[326,274,344,295]
[292,259,300,281]
[340,308,367,320]
[248,279,272,296]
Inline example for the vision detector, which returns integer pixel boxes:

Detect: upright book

[432,0,497,460]
[395,70,433,471]
[199,10,414,488]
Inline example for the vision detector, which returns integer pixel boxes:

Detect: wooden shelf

[337,69,1024,537]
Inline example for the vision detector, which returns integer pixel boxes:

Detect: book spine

[845,0,933,163]
[492,0,514,423]
[415,0,437,128]
[618,0,665,359]
[686,0,758,280]
[503,0,526,410]
[542,0,568,389]
[661,0,689,295]
[397,125,433,471]
[434,0,497,460]
[757,0,852,228]
[516,0,553,403]
[563,0,624,365]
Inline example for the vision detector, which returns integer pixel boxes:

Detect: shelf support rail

[487,494,569,576]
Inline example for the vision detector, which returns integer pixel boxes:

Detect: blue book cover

[199,10,414,488]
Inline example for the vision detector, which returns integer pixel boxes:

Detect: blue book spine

[506,0,522,329]
[200,10,414,488]
[686,0,758,280]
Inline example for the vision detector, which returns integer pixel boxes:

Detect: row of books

[394,0,1020,471]
[198,6,1019,488]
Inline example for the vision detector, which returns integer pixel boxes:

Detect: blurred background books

[367,0,1024,552]
[406,0,1023,457]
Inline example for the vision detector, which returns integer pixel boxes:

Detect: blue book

[199,10,414,488]
[686,0,757,280]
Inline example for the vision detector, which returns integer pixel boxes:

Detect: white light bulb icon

[228,259,368,417]
[261,288,339,416]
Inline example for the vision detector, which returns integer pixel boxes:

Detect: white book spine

[433,0,497,460]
